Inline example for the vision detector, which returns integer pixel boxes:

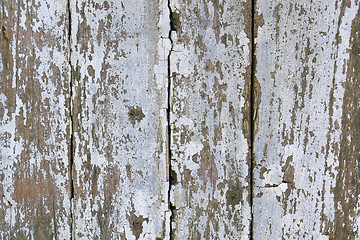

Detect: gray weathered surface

[0,0,71,239]
[70,0,171,238]
[254,1,360,238]
[2,0,360,239]
[169,0,252,238]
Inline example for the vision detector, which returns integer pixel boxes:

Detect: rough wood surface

[70,0,171,238]
[2,0,360,239]
[0,0,71,239]
[169,0,252,238]
[254,1,360,238]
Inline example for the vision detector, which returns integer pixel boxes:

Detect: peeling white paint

[0,0,72,239]
[170,0,251,238]
[254,0,360,238]
[70,0,170,238]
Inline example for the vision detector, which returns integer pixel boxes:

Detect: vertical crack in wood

[167,1,175,239]
[249,0,255,239]
[67,0,74,239]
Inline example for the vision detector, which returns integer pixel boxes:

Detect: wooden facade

[0,0,359,239]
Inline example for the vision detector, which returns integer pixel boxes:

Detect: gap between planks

[249,0,256,239]
[167,0,175,239]
[67,0,75,239]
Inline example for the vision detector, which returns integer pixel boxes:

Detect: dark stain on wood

[129,214,149,239]
[170,11,181,32]
[226,181,242,208]
[127,106,145,126]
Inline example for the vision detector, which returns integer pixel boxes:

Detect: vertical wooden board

[169,0,252,238]
[70,0,170,239]
[254,0,360,238]
[0,0,71,239]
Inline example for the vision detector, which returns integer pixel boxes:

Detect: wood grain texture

[3,1,360,238]
[70,0,171,238]
[254,0,360,238]
[169,0,252,238]
[0,0,71,239]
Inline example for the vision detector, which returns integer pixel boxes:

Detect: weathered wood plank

[254,1,360,238]
[0,0,71,239]
[70,0,171,238]
[169,0,252,238]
